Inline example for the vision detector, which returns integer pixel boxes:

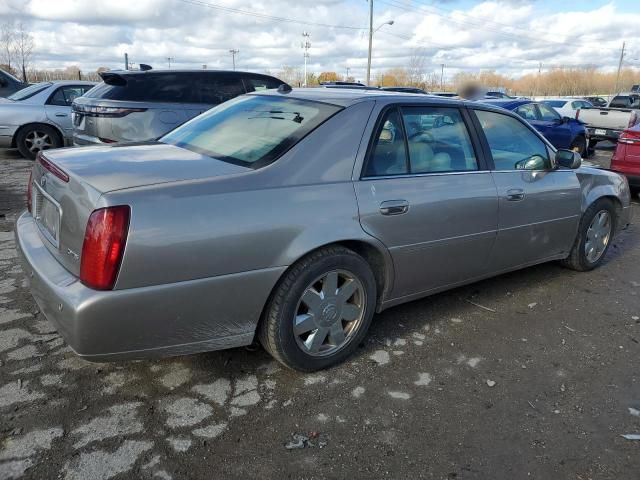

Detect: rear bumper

[15,212,285,361]
[586,127,621,143]
[73,133,108,147]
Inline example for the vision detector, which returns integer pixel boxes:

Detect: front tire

[570,136,587,157]
[16,124,61,160]
[258,246,377,371]
[561,198,616,271]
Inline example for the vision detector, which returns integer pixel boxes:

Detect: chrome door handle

[506,189,525,201]
[380,200,409,215]
[55,113,68,117]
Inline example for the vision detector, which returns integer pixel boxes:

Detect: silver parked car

[16,89,632,371]
[0,81,96,159]
[72,69,285,146]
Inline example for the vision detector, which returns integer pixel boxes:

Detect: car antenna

[139,64,153,71]
[277,84,292,94]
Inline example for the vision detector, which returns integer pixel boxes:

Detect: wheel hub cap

[294,270,365,357]
[585,210,611,263]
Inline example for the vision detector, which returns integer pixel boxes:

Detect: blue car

[482,99,589,156]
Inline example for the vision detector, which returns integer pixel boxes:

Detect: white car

[542,98,593,119]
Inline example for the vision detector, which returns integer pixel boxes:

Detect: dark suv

[0,68,28,97]
[72,70,285,145]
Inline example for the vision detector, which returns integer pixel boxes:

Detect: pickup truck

[578,92,640,149]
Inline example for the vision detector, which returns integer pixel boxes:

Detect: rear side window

[7,82,51,101]
[402,107,477,173]
[161,95,342,168]
[244,76,282,92]
[47,85,92,106]
[85,73,246,104]
[514,103,538,121]
[475,110,551,171]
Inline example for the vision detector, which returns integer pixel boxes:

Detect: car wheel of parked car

[588,139,598,152]
[16,124,61,160]
[258,246,377,371]
[570,136,587,157]
[561,198,616,271]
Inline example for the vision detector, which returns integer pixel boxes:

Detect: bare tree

[0,21,17,72]
[15,22,34,82]
[407,49,427,87]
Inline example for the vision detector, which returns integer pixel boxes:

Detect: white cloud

[1,0,638,81]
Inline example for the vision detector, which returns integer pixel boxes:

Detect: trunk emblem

[66,248,79,261]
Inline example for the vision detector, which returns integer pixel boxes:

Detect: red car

[611,125,640,195]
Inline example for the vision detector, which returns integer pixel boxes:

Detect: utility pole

[229,49,239,71]
[301,32,310,87]
[124,53,129,70]
[366,0,373,86]
[614,41,626,95]
[167,57,174,69]
[202,64,207,70]
[440,64,444,90]
[346,67,350,81]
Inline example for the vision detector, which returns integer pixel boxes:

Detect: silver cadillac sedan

[15,88,632,371]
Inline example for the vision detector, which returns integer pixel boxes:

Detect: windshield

[542,100,566,108]
[7,82,51,101]
[161,95,342,168]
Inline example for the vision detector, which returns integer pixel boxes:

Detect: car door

[471,108,581,270]
[354,105,499,299]
[45,85,93,137]
[532,103,573,149]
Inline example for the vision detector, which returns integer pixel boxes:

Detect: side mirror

[556,149,581,169]
[561,116,572,123]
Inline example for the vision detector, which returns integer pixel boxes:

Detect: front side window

[537,103,561,121]
[363,108,408,176]
[402,106,478,173]
[475,109,551,171]
[161,95,341,168]
[514,103,539,121]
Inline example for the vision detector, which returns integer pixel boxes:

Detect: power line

[176,0,366,30]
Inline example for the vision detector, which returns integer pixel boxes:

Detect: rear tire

[258,246,376,372]
[561,198,616,271]
[16,124,62,160]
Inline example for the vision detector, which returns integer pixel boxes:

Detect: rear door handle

[380,199,409,216]
[506,189,525,201]
[55,113,68,117]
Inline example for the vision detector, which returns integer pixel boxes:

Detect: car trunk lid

[31,144,251,277]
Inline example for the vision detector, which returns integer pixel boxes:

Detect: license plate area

[595,128,607,136]
[32,181,62,249]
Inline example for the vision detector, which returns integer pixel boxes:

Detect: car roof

[480,98,532,109]
[251,87,475,108]
[104,69,277,77]
[46,80,97,86]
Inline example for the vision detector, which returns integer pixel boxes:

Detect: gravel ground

[0,147,639,480]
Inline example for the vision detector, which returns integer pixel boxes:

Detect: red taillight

[629,111,639,128]
[619,129,640,145]
[27,170,32,213]
[38,154,69,183]
[80,206,130,290]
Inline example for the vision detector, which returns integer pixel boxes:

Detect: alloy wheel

[24,130,53,154]
[585,210,611,263]
[293,270,366,357]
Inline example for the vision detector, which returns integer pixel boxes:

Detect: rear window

[161,95,342,168]
[610,95,640,108]
[244,76,282,92]
[7,82,51,101]
[542,100,566,108]
[84,73,247,104]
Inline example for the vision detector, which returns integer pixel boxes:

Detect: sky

[0,0,638,82]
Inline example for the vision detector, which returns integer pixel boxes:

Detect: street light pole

[229,49,239,71]
[167,57,174,69]
[366,0,373,86]
[302,32,311,87]
[440,64,444,90]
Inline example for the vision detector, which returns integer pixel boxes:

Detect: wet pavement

[0,147,639,479]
